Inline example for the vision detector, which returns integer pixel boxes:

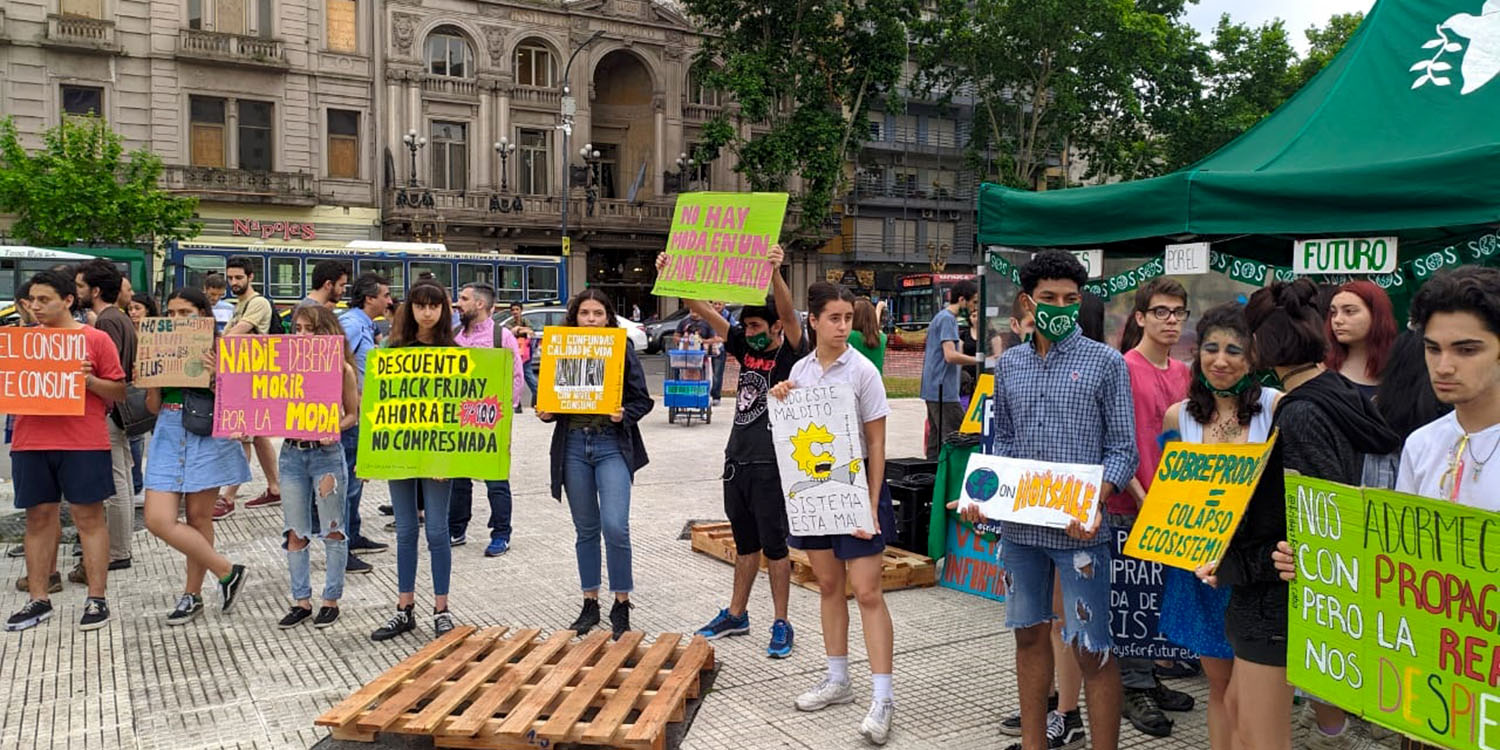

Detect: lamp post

[493,137,515,193]
[401,128,427,187]
[558,29,606,252]
[580,142,601,216]
[674,152,698,192]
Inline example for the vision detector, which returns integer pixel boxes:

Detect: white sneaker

[860,699,894,745]
[794,676,855,712]
[1303,717,1381,750]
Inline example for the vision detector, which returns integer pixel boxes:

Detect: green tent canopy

[978,0,1500,252]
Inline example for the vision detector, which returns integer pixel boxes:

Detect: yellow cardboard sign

[537,326,627,414]
[1123,433,1277,571]
[959,373,993,434]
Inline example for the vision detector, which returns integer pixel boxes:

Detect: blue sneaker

[694,608,750,640]
[484,538,510,557]
[767,618,794,658]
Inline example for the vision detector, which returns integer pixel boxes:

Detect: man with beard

[217,257,282,519]
[448,282,523,556]
[300,260,350,310]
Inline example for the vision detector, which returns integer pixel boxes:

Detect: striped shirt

[992,327,1137,549]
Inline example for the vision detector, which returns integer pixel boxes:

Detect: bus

[165,240,568,309]
[887,272,976,349]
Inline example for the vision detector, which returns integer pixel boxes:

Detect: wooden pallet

[689,522,937,597]
[316,626,716,750]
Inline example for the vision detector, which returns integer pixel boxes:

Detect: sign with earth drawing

[957,453,1104,530]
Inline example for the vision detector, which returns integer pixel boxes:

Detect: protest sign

[0,328,86,415]
[956,453,1104,530]
[769,383,873,536]
[1124,436,1276,571]
[939,516,1006,602]
[1111,525,1194,660]
[1286,476,1500,749]
[357,347,511,480]
[536,326,626,415]
[134,317,214,388]
[959,373,993,434]
[652,192,790,304]
[214,335,344,439]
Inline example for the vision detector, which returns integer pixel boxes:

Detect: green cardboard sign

[357,347,511,480]
[652,192,789,304]
[1285,476,1500,750]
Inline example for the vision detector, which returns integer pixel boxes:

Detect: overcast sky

[1185,0,1377,52]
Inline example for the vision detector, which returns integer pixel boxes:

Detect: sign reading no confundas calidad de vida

[214,335,344,440]
[652,192,790,305]
[537,326,626,415]
[768,383,874,536]
[1286,476,1500,750]
[357,347,512,481]
[956,453,1104,530]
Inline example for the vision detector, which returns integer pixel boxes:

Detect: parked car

[646,304,761,352]
[496,306,648,353]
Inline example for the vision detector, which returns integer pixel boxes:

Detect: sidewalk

[1,400,1237,749]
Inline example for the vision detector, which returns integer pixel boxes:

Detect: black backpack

[264,299,287,334]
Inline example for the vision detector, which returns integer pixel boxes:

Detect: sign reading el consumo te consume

[1293,237,1398,275]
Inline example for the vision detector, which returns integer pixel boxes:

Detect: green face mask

[746,331,773,351]
[1032,300,1080,342]
[1198,372,1254,398]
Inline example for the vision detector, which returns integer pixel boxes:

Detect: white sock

[827,656,849,683]
[871,673,893,703]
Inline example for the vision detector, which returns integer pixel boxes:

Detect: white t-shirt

[1395,412,1500,511]
[786,345,892,425]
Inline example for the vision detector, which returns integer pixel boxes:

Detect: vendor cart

[664,348,712,425]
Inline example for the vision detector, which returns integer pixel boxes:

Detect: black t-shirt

[724,324,806,463]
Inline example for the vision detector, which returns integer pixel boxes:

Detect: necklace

[1467,430,1500,480]
[1209,410,1243,442]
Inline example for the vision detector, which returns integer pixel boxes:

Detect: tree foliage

[0,116,199,246]
[679,0,918,239]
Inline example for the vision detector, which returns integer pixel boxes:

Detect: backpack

[265,300,287,334]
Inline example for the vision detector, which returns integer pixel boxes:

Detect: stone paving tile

[0,399,1264,750]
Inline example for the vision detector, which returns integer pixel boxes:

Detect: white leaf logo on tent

[1413,0,1500,93]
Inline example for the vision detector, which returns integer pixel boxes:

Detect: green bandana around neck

[1198,372,1254,398]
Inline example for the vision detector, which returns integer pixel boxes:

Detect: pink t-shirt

[1105,348,1191,515]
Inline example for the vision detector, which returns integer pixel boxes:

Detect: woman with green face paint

[1159,303,1280,750]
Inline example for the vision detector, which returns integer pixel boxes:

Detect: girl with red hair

[1324,280,1398,402]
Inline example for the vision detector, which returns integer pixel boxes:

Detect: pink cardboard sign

[213,335,344,440]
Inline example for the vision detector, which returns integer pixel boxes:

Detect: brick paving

[0,399,1372,749]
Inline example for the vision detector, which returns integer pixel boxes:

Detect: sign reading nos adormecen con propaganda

[1293,236,1398,275]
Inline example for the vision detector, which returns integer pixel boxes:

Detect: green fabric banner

[357,347,512,480]
[652,192,789,305]
[1285,475,1500,750]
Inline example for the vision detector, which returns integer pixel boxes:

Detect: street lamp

[559,29,606,251]
[493,137,515,193]
[402,128,427,187]
[673,152,698,192]
[579,143,601,216]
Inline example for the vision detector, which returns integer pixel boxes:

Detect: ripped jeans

[1002,539,1114,655]
[279,442,349,603]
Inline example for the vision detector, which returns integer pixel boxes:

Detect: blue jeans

[279,443,348,602]
[389,478,451,596]
[129,433,146,494]
[562,429,633,593]
[523,358,540,407]
[340,426,364,542]
[710,351,727,400]
[449,479,512,541]
[1002,538,1114,655]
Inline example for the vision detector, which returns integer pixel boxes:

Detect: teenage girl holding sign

[768,282,898,745]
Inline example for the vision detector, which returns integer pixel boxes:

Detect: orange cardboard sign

[0,328,88,415]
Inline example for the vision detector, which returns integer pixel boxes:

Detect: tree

[679,0,919,238]
[1298,12,1365,87]
[0,116,199,246]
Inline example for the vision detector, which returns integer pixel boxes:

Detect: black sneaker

[1000,693,1059,736]
[278,605,313,629]
[433,609,455,637]
[108,557,132,571]
[378,504,394,516]
[609,599,632,640]
[567,598,601,634]
[6,544,24,558]
[15,572,62,594]
[371,605,415,641]
[1123,689,1173,737]
[5,599,53,631]
[217,564,248,613]
[166,594,203,626]
[349,536,388,553]
[313,606,340,628]
[1049,709,1086,749]
[79,597,110,631]
[345,554,373,574]
[1150,683,1195,712]
[449,534,466,547]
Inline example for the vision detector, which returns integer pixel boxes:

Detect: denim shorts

[1002,539,1114,655]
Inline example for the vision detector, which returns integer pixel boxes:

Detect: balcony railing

[162,166,316,205]
[864,125,965,151]
[177,29,287,68]
[421,74,477,101]
[45,14,118,52]
[510,85,561,109]
[683,103,723,122]
[384,188,676,228]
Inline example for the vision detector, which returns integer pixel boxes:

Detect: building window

[188,0,203,29]
[686,69,720,106]
[189,96,227,168]
[327,109,359,178]
[867,114,884,141]
[61,86,104,117]
[431,121,468,190]
[518,128,549,195]
[425,28,472,78]
[61,0,104,18]
[239,100,273,171]
[185,0,273,36]
[893,168,918,197]
[326,0,356,52]
[515,43,555,87]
